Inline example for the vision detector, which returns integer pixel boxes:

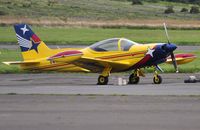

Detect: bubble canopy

[90,38,139,52]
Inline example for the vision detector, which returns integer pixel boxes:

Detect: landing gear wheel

[153,75,162,84]
[129,74,140,84]
[98,76,108,85]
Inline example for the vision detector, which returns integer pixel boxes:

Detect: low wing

[3,61,39,65]
[166,53,197,65]
[72,57,131,72]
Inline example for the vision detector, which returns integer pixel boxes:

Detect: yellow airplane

[3,24,196,85]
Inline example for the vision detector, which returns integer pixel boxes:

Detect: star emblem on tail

[20,25,29,35]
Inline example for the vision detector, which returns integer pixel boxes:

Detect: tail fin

[14,24,51,61]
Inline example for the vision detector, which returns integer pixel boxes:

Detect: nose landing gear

[153,70,162,84]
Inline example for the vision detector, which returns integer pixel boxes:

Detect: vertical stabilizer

[14,24,51,60]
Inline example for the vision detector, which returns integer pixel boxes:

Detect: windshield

[90,38,138,52]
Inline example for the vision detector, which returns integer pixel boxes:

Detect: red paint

[167,53,196,59]
[31,34,41,43]
[50,50,82,59]
[100,52,145,60]
[133,55,151,68]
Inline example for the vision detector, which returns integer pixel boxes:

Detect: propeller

[163,23,179,73]
[163,23,170,44]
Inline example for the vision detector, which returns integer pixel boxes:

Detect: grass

[0,0,200,21]
[1,0,200,28]
[1,0,200,29]
[1,26,200,45]
[0,48,199,73]
[0,49,25,73]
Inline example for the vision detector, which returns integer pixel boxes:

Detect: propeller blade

[164,23,178,72]
[163,23,170,44]
[171,52,179,73]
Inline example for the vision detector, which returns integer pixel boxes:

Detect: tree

[180,7,188,12]
[164,6,175,14]
[48,0,58,7]
[0,11,6,16]
[190,6,199,13]
[131,0,143,5]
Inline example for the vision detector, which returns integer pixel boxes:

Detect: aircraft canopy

[90,38,138,52]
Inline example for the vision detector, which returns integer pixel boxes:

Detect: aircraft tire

[129,74,140,84]
[153,75,162,84]
[97,76,108,85]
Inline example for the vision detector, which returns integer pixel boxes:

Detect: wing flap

[72,57,131,72]
[81,57,130,67]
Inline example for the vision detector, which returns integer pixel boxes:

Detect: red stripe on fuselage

[99,51,145,60]
[50,50,82,59]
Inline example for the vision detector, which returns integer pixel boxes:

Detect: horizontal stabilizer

[3,61,39,65]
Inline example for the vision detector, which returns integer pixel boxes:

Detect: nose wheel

[97,75,109,85]
[153,71,162,84]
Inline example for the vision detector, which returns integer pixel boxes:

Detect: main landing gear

[128,69,163,84]
[128,69,144,84]
[97,67,112,85]
[129,74,140,84]
[98,75,109,85]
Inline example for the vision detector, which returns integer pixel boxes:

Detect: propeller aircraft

[3,24,196,85]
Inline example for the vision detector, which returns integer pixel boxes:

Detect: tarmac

[0,73,200,95]
[0,73,200,130]
[0,95,200,130]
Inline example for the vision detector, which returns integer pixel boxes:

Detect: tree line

[127,0,200,4]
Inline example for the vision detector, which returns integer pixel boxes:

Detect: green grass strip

[1,26,200,45]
